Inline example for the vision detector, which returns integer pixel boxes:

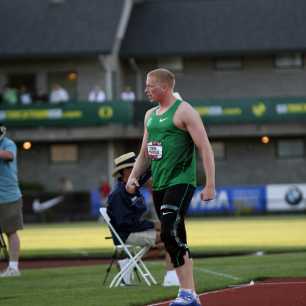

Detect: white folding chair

[99,207,157,287]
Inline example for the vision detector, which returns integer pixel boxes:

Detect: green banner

[0,102,133,127]
[1,97,306,127]
[192,97,306,124]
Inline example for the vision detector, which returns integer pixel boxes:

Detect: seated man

[107,152,179,286]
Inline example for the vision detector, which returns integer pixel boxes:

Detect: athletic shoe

[169,289,201,306]
[0,267,21,277]
[162,270,180,287]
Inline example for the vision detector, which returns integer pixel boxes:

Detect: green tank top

[146,99,196,190]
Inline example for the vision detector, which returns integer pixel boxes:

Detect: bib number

[147,141,163,160]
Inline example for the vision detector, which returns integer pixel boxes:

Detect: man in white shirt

[49,84,69,103]
[88,86,106,103]
[120,86,135,102]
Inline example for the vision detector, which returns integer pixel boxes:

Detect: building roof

[0,0,124,58]
[121,0,306,57]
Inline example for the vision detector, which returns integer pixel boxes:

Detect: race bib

[147,141,163,160]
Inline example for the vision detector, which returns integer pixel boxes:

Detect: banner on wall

[0,102,133,127]
[188,186,266,215]
[266,184,306,211]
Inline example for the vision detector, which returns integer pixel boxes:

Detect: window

[214,57,243,70]
[277,139,304,158]
[50,144,78,163]
[211,141,225,160]
[274,53,303,69]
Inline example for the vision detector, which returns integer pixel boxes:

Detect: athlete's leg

[158,184,195,290]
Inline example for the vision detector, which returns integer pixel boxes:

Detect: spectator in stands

[88,85,106,103]
[2,84,18,105]
[49,83,69,103]
[107,152,180,286]
[19,85,32,105]
[120,86,135,102]
[0,125,23,277]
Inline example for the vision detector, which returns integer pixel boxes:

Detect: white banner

[267,184,306,211]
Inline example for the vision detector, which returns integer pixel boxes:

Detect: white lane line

[195,267,241,280]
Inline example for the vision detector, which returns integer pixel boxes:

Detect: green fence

[1,97,306,127]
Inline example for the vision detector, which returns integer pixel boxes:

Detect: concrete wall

[17,136,306,192]
[125,56,306,100]
[198,138,306,187]
[17,139,142,192]
[18,141,109,192]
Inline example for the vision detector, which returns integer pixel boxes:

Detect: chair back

[99,207,126,247]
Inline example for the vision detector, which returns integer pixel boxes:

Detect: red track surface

[148,278,306,306]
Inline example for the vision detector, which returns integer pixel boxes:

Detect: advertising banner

[188,186,266,215]
[0,102,133,127]
[266,184,306,211]
[1,96,306,127]
[192,97,306,124]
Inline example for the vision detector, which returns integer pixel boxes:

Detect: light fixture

[23,141,32,150]
[261,136,270,144]
[67,72,77,81]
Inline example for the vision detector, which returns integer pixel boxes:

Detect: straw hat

[0,125,6,141]
[112,152,136,177]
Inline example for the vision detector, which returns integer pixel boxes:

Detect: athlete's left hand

[200,185,216,202]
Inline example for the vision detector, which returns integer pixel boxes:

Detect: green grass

[19,215,306,258]
[1,252,306,306]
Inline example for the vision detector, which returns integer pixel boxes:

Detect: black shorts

[152,184,195,219]
[152,184,195,245]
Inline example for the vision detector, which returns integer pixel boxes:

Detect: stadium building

[1,0,306,192]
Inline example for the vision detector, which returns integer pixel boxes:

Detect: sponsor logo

[32,196,64,213]
[285,186,303,206]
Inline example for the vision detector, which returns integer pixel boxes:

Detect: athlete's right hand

[126,177,140,194]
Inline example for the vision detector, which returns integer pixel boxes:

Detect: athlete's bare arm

[126,108,155,194]
[174,102,216,201]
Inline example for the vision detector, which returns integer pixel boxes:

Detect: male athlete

[126,68,215,306]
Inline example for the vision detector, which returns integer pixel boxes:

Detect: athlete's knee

[160,214,188,267]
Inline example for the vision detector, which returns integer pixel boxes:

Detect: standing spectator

[2,84,18,105]
[88,85,106,102]
[0,125,23,277]
[120,86,135,102]
[19,85,32,105]
[49,83,69,103]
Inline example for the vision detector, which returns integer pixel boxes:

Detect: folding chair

[99,207,157,288]
[0,227,9,261]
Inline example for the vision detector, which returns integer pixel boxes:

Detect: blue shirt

[0,137,22,203]
[107,180,154,243]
